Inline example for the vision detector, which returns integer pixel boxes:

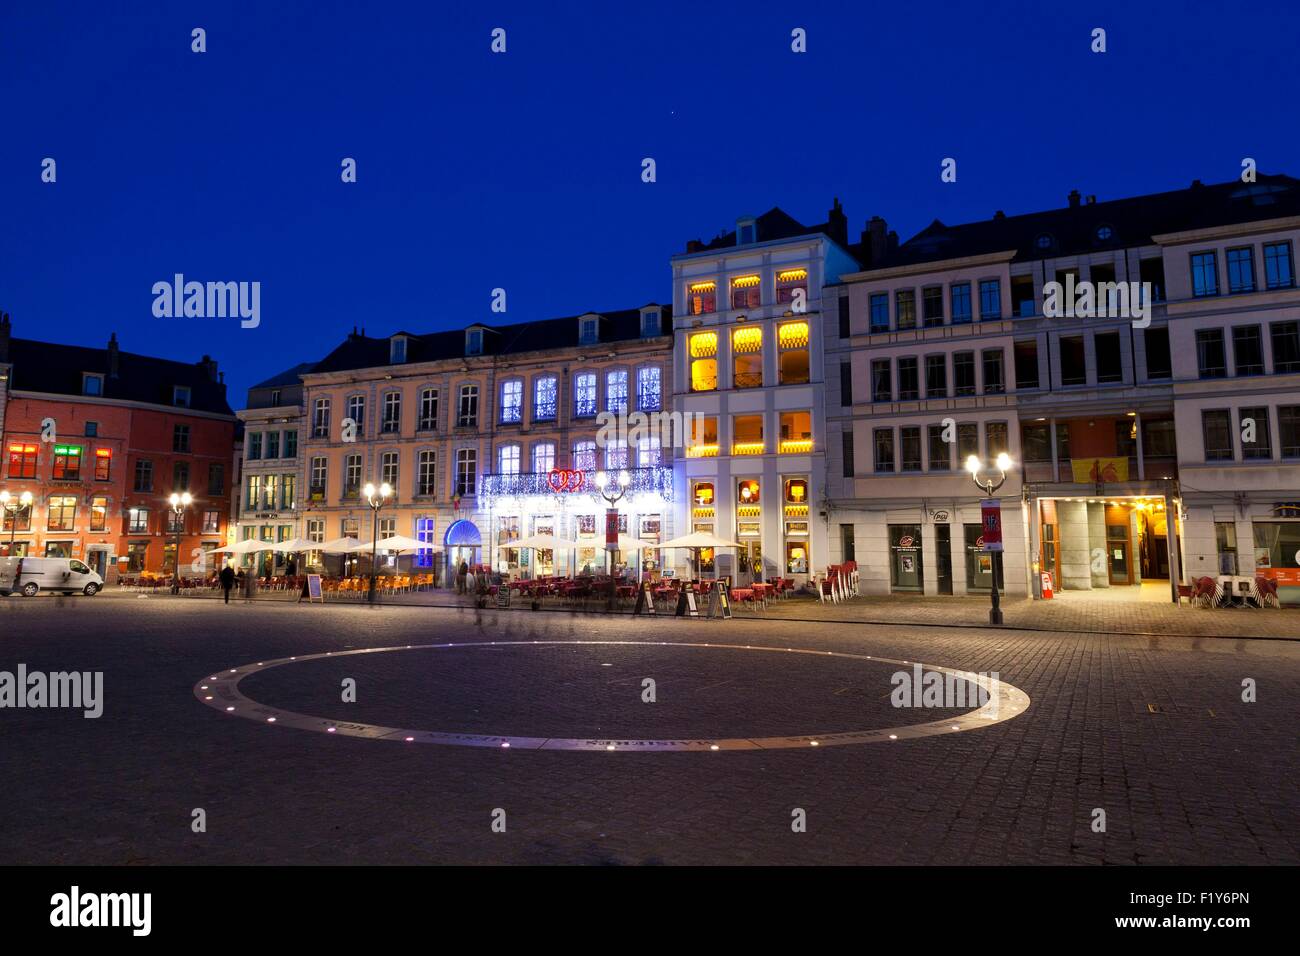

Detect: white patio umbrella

[513,533,581,551]
[269,537,315,552]
[210,539,268,555]
[320,537,370,554]
[373,534,441,554]
[660,531,742,579]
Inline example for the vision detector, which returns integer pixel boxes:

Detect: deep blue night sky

[3,0,1297,404]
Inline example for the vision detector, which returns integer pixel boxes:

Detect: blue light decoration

[478,465,673,508]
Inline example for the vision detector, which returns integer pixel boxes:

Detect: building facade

[0,315,237,579]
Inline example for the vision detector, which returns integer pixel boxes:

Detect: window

[270,389,281,406]
[8,442,38,479]
[841,430,855,477]
[985,421,1008,459]
[579,317,599,345]
[641,308,661,337]
[534,375,559,420]
[346,395,366,430]
[732,415,764,455]
[922,286,944,327]
[248,432,263,460]
[895,289,916,329]
[1239,407,1272,460]
[1141,418,1177,459]
[1196,329,1227,378]
[688,281,716,316]
[47,495,76,531]
[1233,325,1264,376]
[1140,258,1166,302]
[208,463,224,495]
[953,352,976,396]
[925,355,947,397]
[265,431,280,460]
[572,440,597,472]
[1144,327,1172,379]
[53,445,82,480]
[638,435,662,466]
[171,461,190,492]
[1280,406,1300,458]
[1014,340,1040,390]
[1191,251,1219,297]
[380,451,399,489]
[982,349,1005,394]
[173,425,190,452]
[686,416,719,458]
[1226,247,1256,294]
[950,283,972,324]
[1202,409,1234,461]
[281,474,297,510]
[778,411,813,453]
[94,448,111,481]
[731,274,761,310]
[344,455,362,497]
[605,369,628,413]
[979,279,1002,320]
[532,442,555,473]
[419,388,439,430]
[466,329,484,356]
[415,517,436,567]
[871,359,892,402]
[840,361,853,406]
[1215,522,1238,575]
[1271,321,1300,373]
[128,507,149,534]
[776,269,808,305]
[604,443,630,469]
[1263,241,1295,289]
[897,357,918,401]
[1060,335,1086,386]
[498,444,521,475]
[1011,276,1036,317]
[90,496,108,532]
[455,449,477,496]
[1021,423,1051,462]
[958,423,979,462]
[573,372,597,416]
[500,380,522,423]
[900,427,922,471]
[778,321,810,384]
[732,326,763,388]
[82,373,104,396]
[1,498,31,533]
[869,293,890,332]
[203,510,219,533]
[417,450,437,496]
[635,366,661,411]
[312,398,330,438]
[173,385,191,408]
[84,421,98,437]
[927,425,950,471]
[873,428,895,472]
[457,385,479,427]
[390,337,407,363]
[310,457,327,498]
[133,458,153,492]
[1095,332,1123,383]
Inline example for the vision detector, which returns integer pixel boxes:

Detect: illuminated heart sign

[547,468,585,493]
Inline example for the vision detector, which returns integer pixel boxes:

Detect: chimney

[0,310,11,364]
[1086,195,1097,204]
[887,230,899,253]
[826,197,848,245]
[199,353,219,382]
[1068,189,1081,208]
[107,332,120,378]
[861,216,888,266]
[994,210,1005,219]
[686,239,704,254]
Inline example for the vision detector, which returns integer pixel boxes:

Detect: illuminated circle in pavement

[193,641,1031,752]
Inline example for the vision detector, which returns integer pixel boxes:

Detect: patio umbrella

[210,539,268,555]
[320,537,370,554]
[269,537,316,552]
[373,535,441,554]
[660,531,742,579]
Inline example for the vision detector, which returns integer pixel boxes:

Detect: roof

[684,203,850,255]
[310,305,673,376]
[6,336,234,415]
[871,174,1300,270]
[251,362,318,390]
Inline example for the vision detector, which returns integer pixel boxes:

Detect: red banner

[981,499,1003,552]
[605,509,619,549]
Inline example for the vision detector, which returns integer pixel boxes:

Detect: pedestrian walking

[219,563,236,605]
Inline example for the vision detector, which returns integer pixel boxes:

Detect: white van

[0,557,104,597]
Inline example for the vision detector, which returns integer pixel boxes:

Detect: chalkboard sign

[707,580,732,619]
[496,586,511,608]
[675,586,699,618]
[305,574,324,603]
[633,580,656,616]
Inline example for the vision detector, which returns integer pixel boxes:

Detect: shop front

[889,524,923,592]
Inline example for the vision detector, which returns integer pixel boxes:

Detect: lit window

[417,450,437,496]
[52,445,82,480]
[573,372,597,417]
[94,448,112,481]
[732,326,764,388]
[731,274,761,310]
[638,436,661,466]
[534,375,558,421]
[500,380,522,423]
[532,442,556,473]
[636,366,661,411]
[686,416,719,458]
[572,440,597,472]
[688,281,716,315]
[605,369,628,413]
[778,320,810,384]
[732,414,765,455]
[7,443,38,479]
[498,444,520,475]
[419,388,439,430]
[779,411,813,454]
[775,269,808,306]
[689,331,718,392]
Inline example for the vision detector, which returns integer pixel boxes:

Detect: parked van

[0,557,104,597]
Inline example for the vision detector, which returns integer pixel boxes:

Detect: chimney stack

[861,216,888,266]
[0,310,11,364]
[1068,189,1081,208]
[199,354,219,382]
[107,332,120,378]
[685,239,704,253]
[826,197,848,245]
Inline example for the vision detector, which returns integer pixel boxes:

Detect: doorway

[935,525,953,595]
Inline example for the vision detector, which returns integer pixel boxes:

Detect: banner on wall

[1071,457,1129,483]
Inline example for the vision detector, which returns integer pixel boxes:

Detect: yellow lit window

[778,321,811,385]
[689,331,718,358]
[732,325,763,389]
[778,320,810,349]
[779,410,813,453]
[731,274,761,310]
[688,281,716,316]
[687,416,719,457]
[732,415,764,455]
[731,326,762,353]
[776,269,808,306]
[689,331,718,392]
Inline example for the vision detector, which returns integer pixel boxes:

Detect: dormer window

[465,328,484,356]
[640,307,661,337]
[737,218,757,245]
[82,373,104,396]
[173,385,191,407]
[390,336,408,364]
[579,316,600,345]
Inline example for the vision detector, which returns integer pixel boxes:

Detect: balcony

[477,465,673,508]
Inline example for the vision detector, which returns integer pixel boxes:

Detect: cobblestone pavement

[3,596,1296,865]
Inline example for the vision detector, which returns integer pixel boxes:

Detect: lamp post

[168,491,193,594]
[1,489,34,555]
[364,481,392,605]
[965,452,1013,626]
[594,469,630,607]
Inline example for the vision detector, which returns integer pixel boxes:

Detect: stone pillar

[1088,502,1109,587]
[1058,500,1091,589]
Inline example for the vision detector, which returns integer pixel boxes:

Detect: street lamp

[363,481,392,605]
[594,469,631,604]
[168,491,193,594]
[1,490,34,555]
[965,453,1013,625]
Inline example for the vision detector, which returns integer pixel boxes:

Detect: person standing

[219,563,236,605]
[457,559,469,594]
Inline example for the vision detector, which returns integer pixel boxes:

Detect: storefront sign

[898,535,914,548]
[546,468,585,494]
[605,509,619,549]
[930,510,950,522]
[981,499,1003,552]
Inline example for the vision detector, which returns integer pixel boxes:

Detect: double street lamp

[1,490,34,555]
[594,469,630,606]
[364,481,392,605]
[168,491,193,594]
[965,453,1013,626]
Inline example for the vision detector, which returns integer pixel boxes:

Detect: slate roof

[251,362,317,389]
